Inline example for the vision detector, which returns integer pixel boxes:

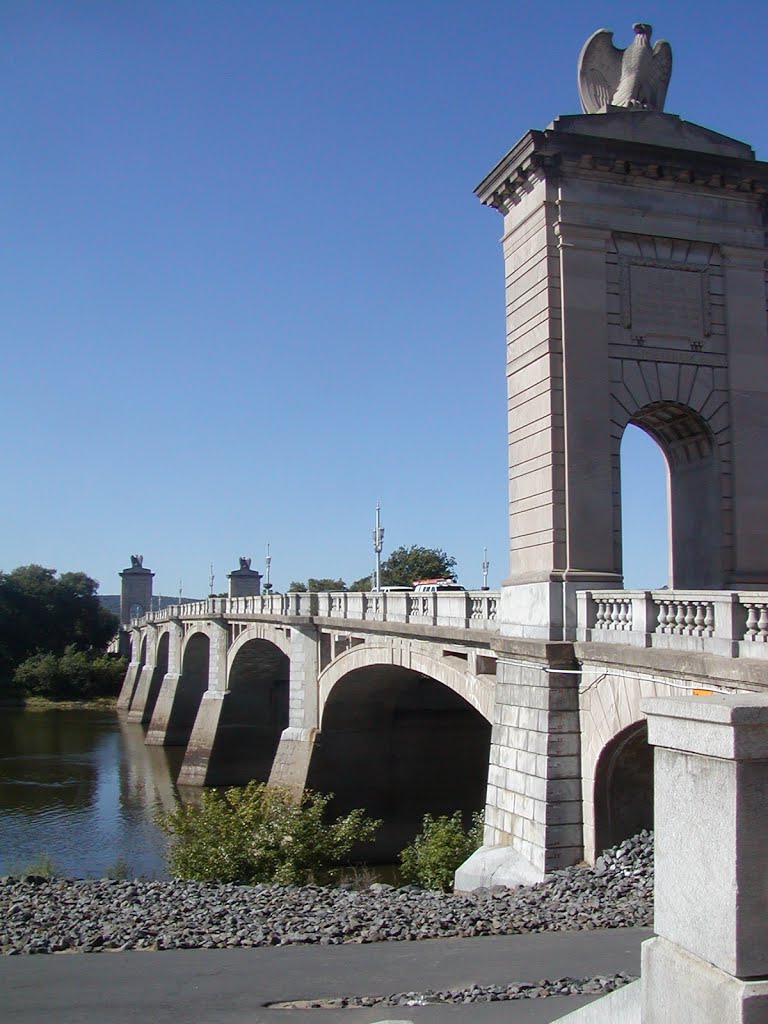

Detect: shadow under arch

[204,637,289,786]
[166,631,210,746]
[626,401,721,588]
[143,630,169,724]
[594,720,653,856]
[307,663,492,863]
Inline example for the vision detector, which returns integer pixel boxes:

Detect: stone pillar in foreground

[641,694,768,1022]
[555,693,768,1022]
[269,623,320,794]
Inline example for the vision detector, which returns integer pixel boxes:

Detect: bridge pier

[269,624,320,795]
[126,624,159,724]
[456,639,583,889]
[116,629,143,711]
[145,621,186,746]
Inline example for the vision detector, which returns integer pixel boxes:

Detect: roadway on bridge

[1,926,651,1023]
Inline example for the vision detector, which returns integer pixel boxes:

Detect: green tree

[0,565,119,697]
[288,581,307,592]
[307,578,346,592]
[400,811,484,892]
[381,546,457,587]
[348,575,372,592]
[159,782,381,885]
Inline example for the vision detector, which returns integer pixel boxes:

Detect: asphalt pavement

[1,927,651,1024]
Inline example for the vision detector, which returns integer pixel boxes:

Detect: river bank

[0,832,652,955]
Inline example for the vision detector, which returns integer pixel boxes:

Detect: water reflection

[0,709,180,878]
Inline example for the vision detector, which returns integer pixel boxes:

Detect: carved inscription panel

[630,265,706,342]
[613,234,722,355]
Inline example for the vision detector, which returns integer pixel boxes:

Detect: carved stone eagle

[578,23,672,114]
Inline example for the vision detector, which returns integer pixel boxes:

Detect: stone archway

[593,720,653,856]
[201,637,290,786]
[308,655,492,863]
[619,400,721,589]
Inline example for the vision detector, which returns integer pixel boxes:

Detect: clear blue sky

[2,1,764,597]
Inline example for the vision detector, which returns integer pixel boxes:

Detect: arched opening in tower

[306,665,491,863]
[620,401,721,589]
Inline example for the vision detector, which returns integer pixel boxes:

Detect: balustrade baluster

[745,604,759,640]
[758,606,768,642]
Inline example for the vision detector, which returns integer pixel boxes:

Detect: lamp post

[208,563,215,597]
[178,579,182,606]
[372,502,385,592]
[482,547,490,590]
[264,543,272,593]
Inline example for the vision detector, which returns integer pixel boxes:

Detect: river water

[0,708,182,878]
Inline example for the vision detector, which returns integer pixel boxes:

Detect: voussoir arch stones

[226,624,291,672]
[318,642,495,724]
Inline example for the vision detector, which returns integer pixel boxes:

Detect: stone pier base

[145,673,182,745]
[176,691,226,786]
[268,727,317,795]
[116,661,141,711]
[126,664,161,724]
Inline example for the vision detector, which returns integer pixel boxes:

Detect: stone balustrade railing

[134,590,500,633]
[577,589,768,659]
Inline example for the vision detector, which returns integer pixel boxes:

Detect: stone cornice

[476,128,768,214]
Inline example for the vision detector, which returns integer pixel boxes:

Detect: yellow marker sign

[692,688,713,696]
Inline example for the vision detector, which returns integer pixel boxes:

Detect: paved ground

[2,927,651,1024]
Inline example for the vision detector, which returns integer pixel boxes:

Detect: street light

[482,547,490,590]
[264,543,272,592]
[208,563,215,597]
[372,502,385,592]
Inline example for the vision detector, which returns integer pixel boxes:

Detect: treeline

[0,565,124,701]
[288,545,457,593]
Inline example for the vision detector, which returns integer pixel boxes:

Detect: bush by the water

[13,646,126,700]
[400,811,484,892]
[159,782,381,885]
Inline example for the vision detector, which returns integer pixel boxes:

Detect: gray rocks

[0,832,653,956]
[269,972,637,1008]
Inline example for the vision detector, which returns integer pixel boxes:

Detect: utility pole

[482,547,490,590]
[372,501,385,592]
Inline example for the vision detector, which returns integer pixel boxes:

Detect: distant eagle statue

[578,23,672,114]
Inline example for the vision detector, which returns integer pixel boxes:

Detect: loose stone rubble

[268,972,636,1008]
[0,831,652,955]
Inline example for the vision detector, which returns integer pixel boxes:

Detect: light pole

[264,543,272,592]
[208,563,215,597]
[372,501,385,591]
[482,547,490,590]
[178,579,183,605]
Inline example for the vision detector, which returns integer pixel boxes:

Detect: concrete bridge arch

[318,641,495,724]
[308,641,494,861]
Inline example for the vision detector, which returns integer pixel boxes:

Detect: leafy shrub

[400,810,484,892]
[13,646,126,699]
[158,782,381,885]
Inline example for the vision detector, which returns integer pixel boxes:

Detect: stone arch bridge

[119,587,768,876]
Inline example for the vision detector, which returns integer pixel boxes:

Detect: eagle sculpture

[578,23,672,114]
